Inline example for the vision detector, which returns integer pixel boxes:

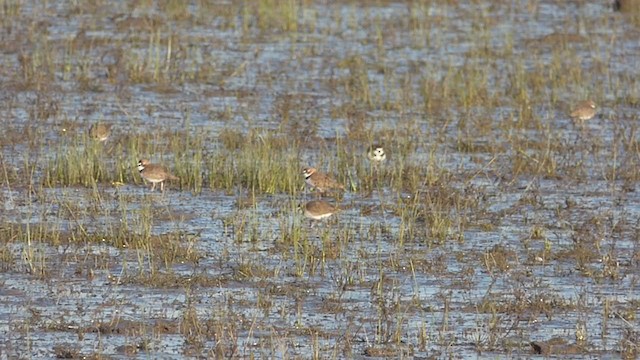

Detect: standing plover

[570,100,597,121]
[301,200,338,221]
[367,144,386,163]
[137,159,179,192]
[302,167,344,193]
[88,123,112,142]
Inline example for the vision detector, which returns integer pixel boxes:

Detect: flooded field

[1,0,639,358]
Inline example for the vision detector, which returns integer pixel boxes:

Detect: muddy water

[1,1,639,358]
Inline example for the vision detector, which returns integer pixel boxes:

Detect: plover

[570,100,597,121]
[301,200,338,221]
[302,167,345,193]
[367,144,386,163]
[137,159,179,192]
[88,123,112,142]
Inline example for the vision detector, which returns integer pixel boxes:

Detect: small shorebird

[367,144,386,163]
[301,200,338,225]
[303,167,345,194]
[570,100,597,122]
[88,123,112,142]
[137,159,179,192]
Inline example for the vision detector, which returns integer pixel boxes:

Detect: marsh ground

[0,0,639,358]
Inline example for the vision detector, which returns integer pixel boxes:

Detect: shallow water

[1,0,640,358]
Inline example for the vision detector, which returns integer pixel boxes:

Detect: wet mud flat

[1,0,639,358]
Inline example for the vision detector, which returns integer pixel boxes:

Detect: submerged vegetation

[0,0,639,358]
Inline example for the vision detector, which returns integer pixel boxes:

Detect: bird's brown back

[141,163,178,181]
[305,200,337,215]
[310,172,344,190]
